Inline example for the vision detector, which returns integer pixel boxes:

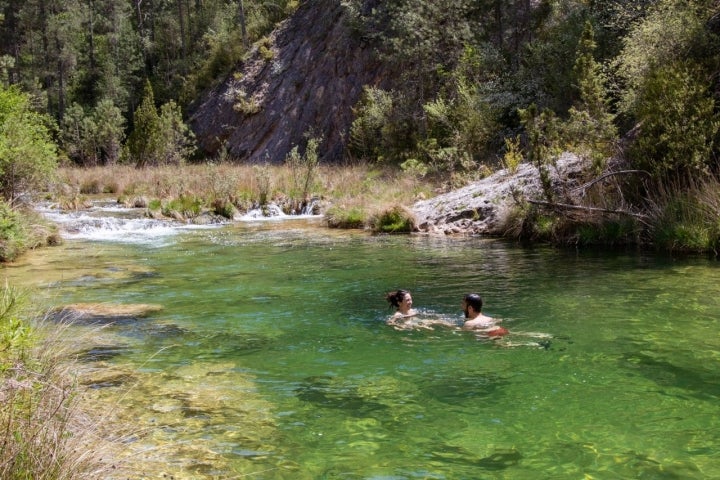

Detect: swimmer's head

[463,293,483,318]
[386,289,412,310]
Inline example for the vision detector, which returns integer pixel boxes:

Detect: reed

[0,286,121,480]
[646,175,720,253]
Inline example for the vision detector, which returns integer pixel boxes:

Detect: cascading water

[37,197,323,243]
[37,200,207,244]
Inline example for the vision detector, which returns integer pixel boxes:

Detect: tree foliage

[127,80,194,168]
[0,86,57,203]
[629,62,719,179]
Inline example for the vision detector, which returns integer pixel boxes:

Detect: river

[4,201,720,479]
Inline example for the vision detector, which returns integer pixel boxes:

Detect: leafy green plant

[253,164,272,206]
[211,198,237,219]
[0,284,31,369]
[0,85,58,203]
[519,104,562,202]
[258,37,274,61]
[502,135,523,174]
[0,200,28,262]
[349,87,394,162]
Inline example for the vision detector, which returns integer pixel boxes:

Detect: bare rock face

[189,0,389,163]
[413,153,586,235]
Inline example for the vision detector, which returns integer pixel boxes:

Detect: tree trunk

[238,0,248,48]
[177,0,187,74]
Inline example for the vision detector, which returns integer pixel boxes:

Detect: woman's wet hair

[464,293,483,312]
[386,289,410,309]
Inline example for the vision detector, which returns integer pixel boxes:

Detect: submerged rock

[412,153,585,235]
[51,303,163,324]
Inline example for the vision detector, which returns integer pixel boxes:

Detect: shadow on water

[621,351,720,401]
[430,445,522,471]
[295,376,390,416]
[193,332,276,359]
[421,372,507,405]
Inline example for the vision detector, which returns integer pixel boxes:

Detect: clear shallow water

[5,216,720,479]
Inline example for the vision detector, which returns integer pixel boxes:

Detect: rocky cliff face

[189,0,390,163]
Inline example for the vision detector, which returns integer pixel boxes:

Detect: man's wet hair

[464,293,483,312]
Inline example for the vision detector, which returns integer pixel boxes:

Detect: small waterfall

[238,199,322,221]
[37,196,324,242]
[36,201,196,244]
[239,203,287,220]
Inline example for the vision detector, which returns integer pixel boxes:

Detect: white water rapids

[37,199,322,244]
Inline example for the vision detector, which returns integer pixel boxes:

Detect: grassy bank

[45,162,720,254]
[52,163,436,231]
[0,285,120,479]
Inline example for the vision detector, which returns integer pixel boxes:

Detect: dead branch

[574,169,651,195]
[527,199,651,226]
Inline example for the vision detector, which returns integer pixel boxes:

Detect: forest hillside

[0,0,719,250]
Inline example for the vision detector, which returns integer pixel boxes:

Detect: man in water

[461,293,509,337]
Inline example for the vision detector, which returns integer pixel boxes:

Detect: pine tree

[127,80,160,168]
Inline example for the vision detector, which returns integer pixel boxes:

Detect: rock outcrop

[189,0,390,163]
[413,153,586,235]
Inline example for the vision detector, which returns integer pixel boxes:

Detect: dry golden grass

[54,162,440,225]
[0,316,123,479]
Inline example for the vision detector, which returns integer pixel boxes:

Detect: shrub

[0,200,28,262]
[325,205,366,229]
[162,195,203,219]
[0,202,54,262]
[628,62,719,180]
[79,179,102,194]
[369,205,416,233]
[211,198,237,219]
[286,135,321,204]
[0,86,58,203]
[502,136,523,174]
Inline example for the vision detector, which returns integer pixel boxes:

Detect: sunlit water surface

[5,211,720,479]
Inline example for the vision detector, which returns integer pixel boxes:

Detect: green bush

[211,198,237,219]
[0,86,58,202]
[0,200,29,262]
[628,62,719,180]
[370,205,416,233]
[325,205,366,229]
[162,195,203,219]
[575,219,639,246]
[0,284,32,370]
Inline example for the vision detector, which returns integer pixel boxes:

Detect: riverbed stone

[52,302,163,324]
[412,153,586,235]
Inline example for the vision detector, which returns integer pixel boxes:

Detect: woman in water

[386,289,417,321]
[385,289,456,330]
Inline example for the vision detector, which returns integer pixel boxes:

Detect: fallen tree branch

[527,199,651,226]
[574,169,652,194]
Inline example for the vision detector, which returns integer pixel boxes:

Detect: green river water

[5,214,720,479]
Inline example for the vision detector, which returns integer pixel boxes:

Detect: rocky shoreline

[412,154,586,236]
